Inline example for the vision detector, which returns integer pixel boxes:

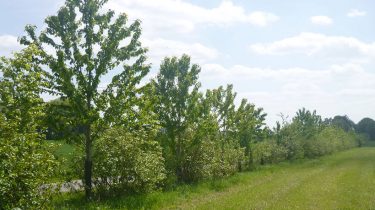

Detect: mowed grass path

[54,147,375,209]
[175,148,375,210]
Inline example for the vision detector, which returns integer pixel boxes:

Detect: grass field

[47,140,76,181]
[53,146,375,209]
[47,140,75,160]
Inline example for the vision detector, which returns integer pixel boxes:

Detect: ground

[53,145,375,209]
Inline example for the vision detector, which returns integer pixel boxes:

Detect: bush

[92,128,165,195]
[304,127,359,158]
[280,135,305,160]
[0,129,58,209]
[211,140,245,178]
[161,129,243,184]
[252,139,287,165]
[176,135,219,182]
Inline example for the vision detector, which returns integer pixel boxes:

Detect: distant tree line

[0,0,372,208]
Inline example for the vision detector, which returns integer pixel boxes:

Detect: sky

[0,0,375,126]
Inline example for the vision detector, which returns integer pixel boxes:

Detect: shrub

[92,128,165,195]
[0,130,58,209]
[161,128,244,184]
[280,135,305,160]
[304,127,359,158]
[252,139,287,165]
[176,135,219,182]
[212,140,245,178]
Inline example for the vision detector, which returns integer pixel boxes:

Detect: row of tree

[0,0,372,208]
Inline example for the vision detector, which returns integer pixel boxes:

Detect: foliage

[234,99,267,168]
[0,47,58,209]
[205,85,245,173]
[153,55,202,182]
[327,115,356,132]
[304,126,358,158]
[20,0,150,198]
[265,108,361,164]
[43,98,82,141]
[0,131,58,209]
[276,121,305,160]
[0,45,46,133]
[292,108,323,139]
[356,117,375,140]
[252,139,287,165]
[92,127,165,195]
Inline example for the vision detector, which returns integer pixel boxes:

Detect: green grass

[47,140,76,181]
[47,140,75,160]
[53,146,375,209]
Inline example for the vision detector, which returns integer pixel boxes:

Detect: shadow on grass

[52,175,250,209]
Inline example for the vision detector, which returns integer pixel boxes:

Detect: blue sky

[1,0,375,126]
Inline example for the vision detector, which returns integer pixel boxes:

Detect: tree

[328,115,356,132]
[234,99,267,167]
[21,0,149,198]
[153,54,201,182]
[153,54,200,181]
[0,46,58,209]
[207,85,237,136]
[206,85,244,175]
[356,118,375,140]
[293,108,323,139]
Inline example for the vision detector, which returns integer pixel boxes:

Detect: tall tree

[356,117,375,140]
[153,54,201,182]
[329,115,356,132]
[20,0,149,198]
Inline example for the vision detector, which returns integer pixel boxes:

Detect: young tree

[206,85,244,175]
[153,54,201,182]
[20,0,149,198]
[293,108,323,139]
[234,99,267,167]
[207,85,237,136]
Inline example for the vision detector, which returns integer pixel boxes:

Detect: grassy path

[54,147,375,209]
[171,148,375,210]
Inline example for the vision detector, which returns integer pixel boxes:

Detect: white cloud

[106,0,279,35]
[347,9,367,17]
[247,11,279,27]
[0,35,21,56]
[249,32,375,62]
[199,62,375,125]
[310,16,333,26]
[142,38,219,65]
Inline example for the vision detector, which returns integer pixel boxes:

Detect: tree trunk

[176,133,183,182]
[248,148,254,170]
[84,124,93,200]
